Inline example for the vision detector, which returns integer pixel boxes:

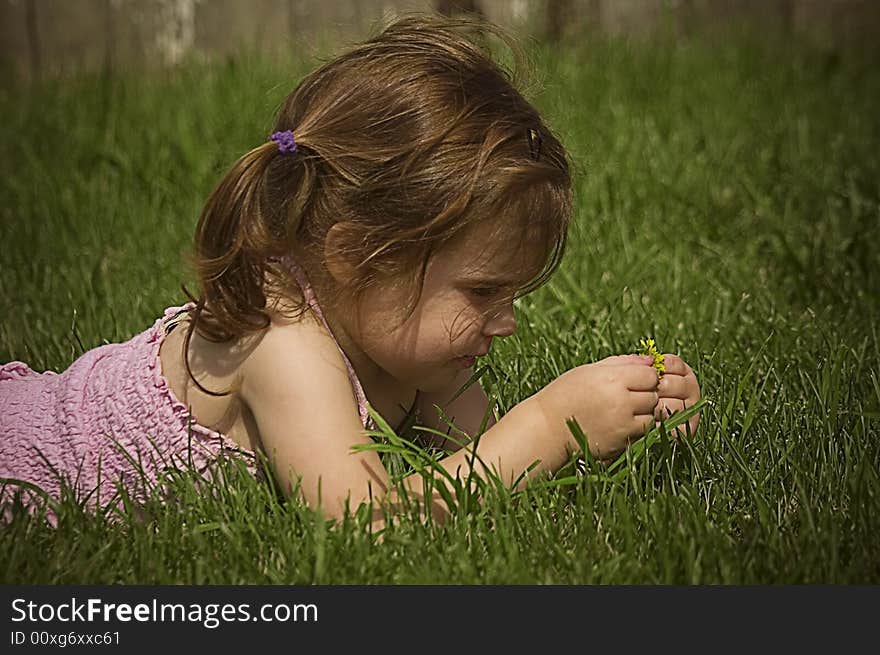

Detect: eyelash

[469,287,500,299]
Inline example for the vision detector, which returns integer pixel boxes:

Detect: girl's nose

[483,302,516,338]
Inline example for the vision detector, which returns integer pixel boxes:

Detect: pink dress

[0,269,370,521]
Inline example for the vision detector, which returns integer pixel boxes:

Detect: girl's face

[353,222,536,393]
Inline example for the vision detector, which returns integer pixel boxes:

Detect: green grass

[1,30,879,584]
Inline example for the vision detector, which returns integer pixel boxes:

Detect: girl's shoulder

[159,300,348,451]
[242,305,350,395]
[238,305,369,447]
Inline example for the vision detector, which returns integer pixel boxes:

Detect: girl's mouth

[453,343,490,368]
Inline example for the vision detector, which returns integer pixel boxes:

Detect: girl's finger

[658,374,688,399]
[625,365,661,391]
[596,354,654,367]
[632,414,655,437]
[661,354,688,376]
[654,398,689,421]
[630,390,659,416]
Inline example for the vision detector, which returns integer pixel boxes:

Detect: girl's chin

[410,362,472,394]
[454,355,476,369]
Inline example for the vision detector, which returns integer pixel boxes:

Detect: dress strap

[162,303,195,335]
[277,258,372,428]
[162,305,192,335]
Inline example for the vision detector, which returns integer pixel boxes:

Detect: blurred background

[2,0,879,77]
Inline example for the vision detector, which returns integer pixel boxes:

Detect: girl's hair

[184,13,572,393]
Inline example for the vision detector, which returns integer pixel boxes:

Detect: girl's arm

[242,324,660,524]
[240,320,392,517]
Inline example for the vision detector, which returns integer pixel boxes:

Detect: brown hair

[183,13,572,393]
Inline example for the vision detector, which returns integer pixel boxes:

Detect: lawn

[1,27,878,584]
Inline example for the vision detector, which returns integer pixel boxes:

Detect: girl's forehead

[437,221,546,280]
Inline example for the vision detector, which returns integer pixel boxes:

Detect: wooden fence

[2,0,878,77]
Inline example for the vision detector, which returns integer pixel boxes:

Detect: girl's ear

[323,222,358,285]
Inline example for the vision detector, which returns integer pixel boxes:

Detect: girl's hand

[654,353,701,437]
[535,354,660,461]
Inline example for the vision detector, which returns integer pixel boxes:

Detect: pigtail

[182,133,318,395]
[190,143,276,341]
[189,134,319,335]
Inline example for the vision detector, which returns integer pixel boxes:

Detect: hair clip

[269,130,298,155]
[527,127,542,161]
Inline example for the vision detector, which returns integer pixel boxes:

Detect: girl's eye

[469,287,500,298]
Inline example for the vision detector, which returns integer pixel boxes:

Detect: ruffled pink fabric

[0,305,252,520]
[1,287,371,521]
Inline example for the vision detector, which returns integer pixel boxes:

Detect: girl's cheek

[441,310,480,341]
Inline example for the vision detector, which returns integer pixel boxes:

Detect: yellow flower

[637,337,666,378]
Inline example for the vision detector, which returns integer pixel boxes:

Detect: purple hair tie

[269,130,298,155]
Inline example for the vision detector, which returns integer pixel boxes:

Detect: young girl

[1,15,700,523]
